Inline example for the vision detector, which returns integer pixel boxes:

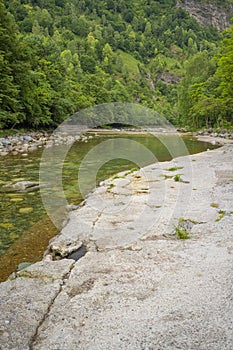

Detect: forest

[0,0,233,130]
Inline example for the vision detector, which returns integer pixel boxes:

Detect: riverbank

[1,127,233,156]
[193,128,233,145]
[0,133,219,281]
[0,143,232,349]
[0,131,87,157]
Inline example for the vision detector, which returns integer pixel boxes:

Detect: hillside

[0,0,233,129]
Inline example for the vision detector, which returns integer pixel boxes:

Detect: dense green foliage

[178,24,233,128]
[0,0,232,129]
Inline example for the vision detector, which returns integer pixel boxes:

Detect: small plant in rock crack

[129,167,138,173]
[175,226,190,239]
[174,174,182,182]
[107,183,115,192]
[215,210,226,222]
[125,167,139,176]
[175,218,196,239]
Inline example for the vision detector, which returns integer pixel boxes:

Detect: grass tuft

[107,183,115,192]
[215,210,226,222]
[175,226,190,239]
[174,174,182,182]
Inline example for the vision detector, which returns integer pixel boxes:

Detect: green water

[0,133,217,257]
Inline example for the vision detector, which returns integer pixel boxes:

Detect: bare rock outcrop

[176,0,233,30]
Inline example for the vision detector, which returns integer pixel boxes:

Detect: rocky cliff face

[176,0,233,30]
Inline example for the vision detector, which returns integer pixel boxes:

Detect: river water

[0,132,217,280]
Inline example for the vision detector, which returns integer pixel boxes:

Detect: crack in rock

[29,266,74,350]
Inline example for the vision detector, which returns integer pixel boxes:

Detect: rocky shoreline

[194,128,233,139]
[0,143,232,349]
[1,128,233,156]
[193,128,233,145]
[0,131,87,157]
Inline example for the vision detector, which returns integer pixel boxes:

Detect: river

[0,132,217,281]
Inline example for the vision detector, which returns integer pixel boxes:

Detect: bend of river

[0,132,218,281]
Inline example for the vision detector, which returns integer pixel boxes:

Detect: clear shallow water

[0,133,217,280]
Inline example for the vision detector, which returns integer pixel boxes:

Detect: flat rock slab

[33,234,233,350]
[0,145,233,349]
[48,145,232,253]
[0,259,74,350]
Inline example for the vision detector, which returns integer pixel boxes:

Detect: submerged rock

[18,207,33,214]
[17,262,33,271]
[2,181,41,192]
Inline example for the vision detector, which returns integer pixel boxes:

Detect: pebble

[23,135,33,142]
[1,139,11,146]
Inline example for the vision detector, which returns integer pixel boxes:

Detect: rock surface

[1,181,41,192]
[0,145,233,349]
[176,0,233,31]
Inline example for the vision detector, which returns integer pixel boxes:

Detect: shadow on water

[0,216,59,282]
